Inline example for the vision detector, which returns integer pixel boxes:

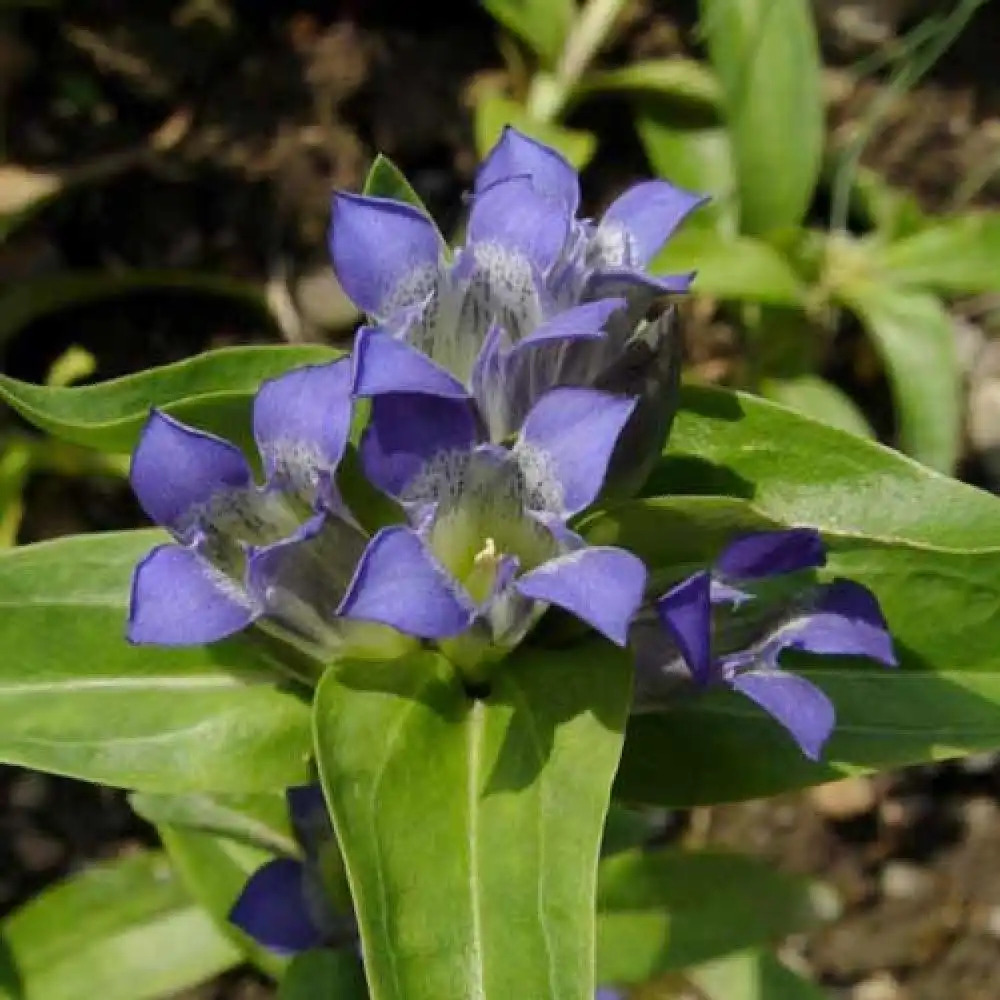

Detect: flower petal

[589,267,696,298]
[329,191,443,318]
[599,180,707,266]
[131,410,252,533]
[360,393,479,501]
[468,175,570,275]
[716,528,827,581]
[516,546,647,646]
[127,544,257,646]
[514,296,624,349]
[352,325,469,399]
[515,387,636,517]
[782,578,897,666]
[338,525,474,638]
[228,858,322,955]
[730,668,835,761]
[246,513,369,642]
[475,126,580,215]
[655,570,713,684]
[253,360,353,501]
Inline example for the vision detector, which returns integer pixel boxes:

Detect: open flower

[229,784,356,955]
[645,529,896,759]
[127,359,472,655]
[355,382,648,675]
[329,128,703,456]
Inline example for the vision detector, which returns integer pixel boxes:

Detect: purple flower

[230,785,357,955]
[355,383,648,674]
[329,128,703,456]
[127,359,473,654]
[647,529,897,760]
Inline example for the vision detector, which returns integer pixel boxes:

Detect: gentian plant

[2,125,1000,1000]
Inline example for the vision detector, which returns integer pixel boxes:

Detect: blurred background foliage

[3,1,1000,998]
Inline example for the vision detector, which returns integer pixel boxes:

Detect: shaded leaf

[482,0,575,68]
[760,376,873,438]
[688,949,828,1000]
[839,282,960,472]
[652,228,803,304]
[363,155,430,214]
[596,850,833,983]
[278,950,368,1000]
[878,213,1000,293]
[574,59,720,110]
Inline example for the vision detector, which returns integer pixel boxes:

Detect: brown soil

[3,2,1000,998]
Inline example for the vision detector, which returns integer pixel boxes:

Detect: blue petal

[352,325,470,399]
[514,296,624,349]
[467,175,570,275]
[475,126,580,215]
[329,192,443,318]
[338,525,474,638]
[127,544,257,646]
[286,783,332,861]
[729,668,835,761]
[589,267,696,298]
[131,410,251,533]
[228,858,323,955]
[782,578,897,666]
[599,180,707,266]
[655,571,713,684]
[516,546,647,646]
[253,360,353,500]
[360,393,479,500]
[516,387,636,517]
[595,990,625,1000]
[715,528,827,581]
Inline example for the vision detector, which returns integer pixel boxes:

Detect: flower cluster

[127,127,896,744]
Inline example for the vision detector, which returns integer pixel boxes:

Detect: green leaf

[877,213,1000,293]
[0,344,337,453]
[130,791,297,856]
[633,103,736,235]
[482,0,575,68]
[595,850,833,983]
[474,93,596,169]
[0,851,240,1000]
[0,530,311,792]
[574,59,721,110]
[159,824,286,978]
[588,494,1000,804]
[759,376,874,438]
[700,0,823,234]
[648,384,998,548]
[839,282,961,472]
[314,645,632,1000]
[0,270,278,349]
[689,949,829,1000]
[652,228,804,304]
[363,155,430,214]
[278,950,368,1000]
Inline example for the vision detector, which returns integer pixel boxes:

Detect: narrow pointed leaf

[838,283,961,472]
[0,530,311,792]
[314,645,632,1000]
[482,0,575,68]
[363,154,431,215]
[0,344,337,453]
[700,0,823,234]
[0,851,240,1000]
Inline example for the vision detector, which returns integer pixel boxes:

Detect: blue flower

[229,784,356,955]
[348,382,648,675]
[645,529,897,760]
[329,127,704,450]
[127,359,473,653]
